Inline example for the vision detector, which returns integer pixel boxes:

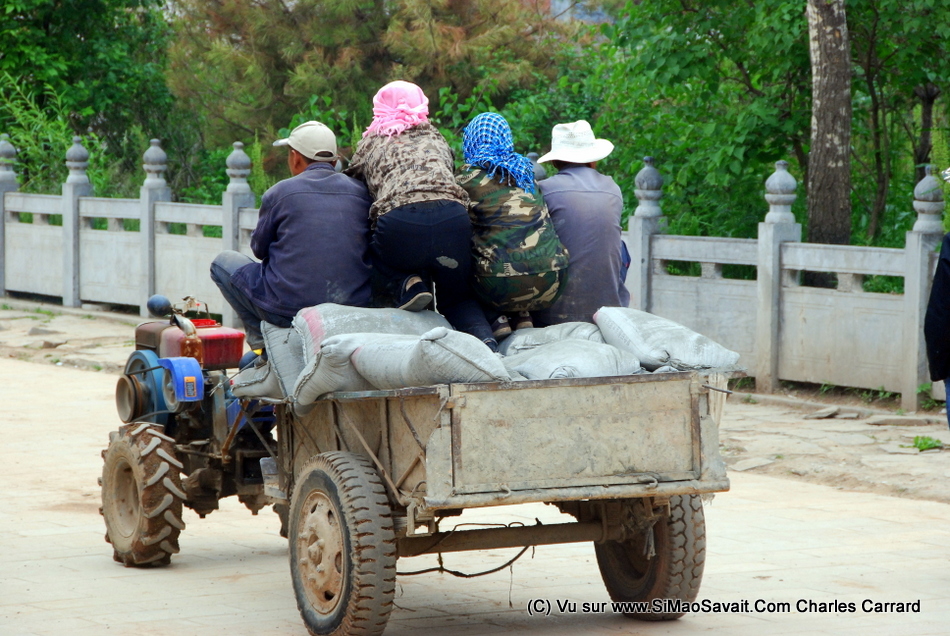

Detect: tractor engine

[112,295,276,519]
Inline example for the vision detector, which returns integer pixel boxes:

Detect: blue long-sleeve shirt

[534,165,630,325]
[231,162,374,317]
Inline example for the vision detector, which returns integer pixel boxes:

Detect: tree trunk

[914,83,941,184]
[865,71,889,240]
[806,0,852,248]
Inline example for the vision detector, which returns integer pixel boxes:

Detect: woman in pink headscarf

[346,80,495,348]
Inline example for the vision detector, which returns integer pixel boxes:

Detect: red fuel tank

[159,319,245,370]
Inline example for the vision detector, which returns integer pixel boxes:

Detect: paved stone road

[2,304,950,635]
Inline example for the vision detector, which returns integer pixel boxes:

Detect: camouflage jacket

[345,123,469,222]
[457,166,569,279]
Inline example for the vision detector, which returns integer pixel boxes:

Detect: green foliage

[0,74,71,192]
[862,275,905,294]
[857,386,895,404]
[596,0,811,238]
[0,0,173,154]
[177,146,230,205]
[913,436,943,451]
[168,0,578,152]
[247,140,278,205]
[910,436,943,451]
[729,376,754,391]
[432,86,498,158]
[277,95,368,160]
[918,383,940,410]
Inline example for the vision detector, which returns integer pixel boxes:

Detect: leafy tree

[848,0,950,240]
[0,0,174,158]
[594,0,811,235]
[166,0,578,148]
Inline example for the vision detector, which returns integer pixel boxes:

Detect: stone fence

[624,158,945,411]
[0,135,256,331]
[0,134,944,410]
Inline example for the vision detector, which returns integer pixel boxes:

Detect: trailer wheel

[289,452,396,636]
[100,423,186,566]
[595,494,705,620]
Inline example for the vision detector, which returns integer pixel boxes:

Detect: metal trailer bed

[274,370,731,635]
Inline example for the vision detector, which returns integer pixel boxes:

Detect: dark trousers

[210,251,292,349]
[373,200,492,343]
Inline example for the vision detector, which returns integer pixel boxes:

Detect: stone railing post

[755,161,802,393]
[220,142,254,327]
[628,157,664,311]
[0,134,18,295]
[222,142,254,252]
[62,137,93,307]
[140,140,171,316]
[902,165,945,410]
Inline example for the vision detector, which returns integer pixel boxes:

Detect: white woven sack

[261,322,306,397]
[231,359,282,398]
[594,307,740,371]
[292,333,378,405]
[502,339,642,380]
[497,322,605,356]
[293,304,451,366]
[351,327,511,389]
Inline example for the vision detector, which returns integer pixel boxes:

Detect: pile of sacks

[231,303,741,407]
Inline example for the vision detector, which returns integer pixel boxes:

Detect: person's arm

[250,192,278,260]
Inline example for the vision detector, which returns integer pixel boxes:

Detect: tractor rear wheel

[100,422,186,566]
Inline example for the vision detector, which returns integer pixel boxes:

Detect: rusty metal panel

[450,376,697,494]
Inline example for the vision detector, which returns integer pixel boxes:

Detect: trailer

[276,371,730,634]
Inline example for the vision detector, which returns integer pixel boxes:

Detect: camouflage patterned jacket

[457,166,569,311]
[345,123,469,223]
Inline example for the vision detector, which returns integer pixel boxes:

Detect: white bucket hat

[537,120,614,164]
[273,121,338,161]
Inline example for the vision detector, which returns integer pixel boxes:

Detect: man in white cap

[211,121,373,357]
[534,120,630,325]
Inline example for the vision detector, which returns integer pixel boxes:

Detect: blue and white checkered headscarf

[462,113,536,194]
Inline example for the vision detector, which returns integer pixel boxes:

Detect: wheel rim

[107,455,140,541]
[296,490,345,615]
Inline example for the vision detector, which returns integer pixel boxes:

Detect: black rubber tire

[289,452,396,636]
[594,495,705,620]
[100,422,186,566]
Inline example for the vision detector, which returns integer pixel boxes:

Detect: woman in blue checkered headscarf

[457,112,569,339]
[463,113,537,194]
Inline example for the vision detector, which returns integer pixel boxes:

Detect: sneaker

[482,338,499,352]
[512,311,534,330]
[491,315,512,339]
[397,276,433,312]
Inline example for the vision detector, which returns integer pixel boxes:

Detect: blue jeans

[210,251,293,349]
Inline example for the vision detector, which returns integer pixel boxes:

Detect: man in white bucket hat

[534,120,630,325]
[210,121,374,361]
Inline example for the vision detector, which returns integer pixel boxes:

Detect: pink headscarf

[363,80,430,138]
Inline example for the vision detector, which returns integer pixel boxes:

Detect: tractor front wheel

[100,422,186,566]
